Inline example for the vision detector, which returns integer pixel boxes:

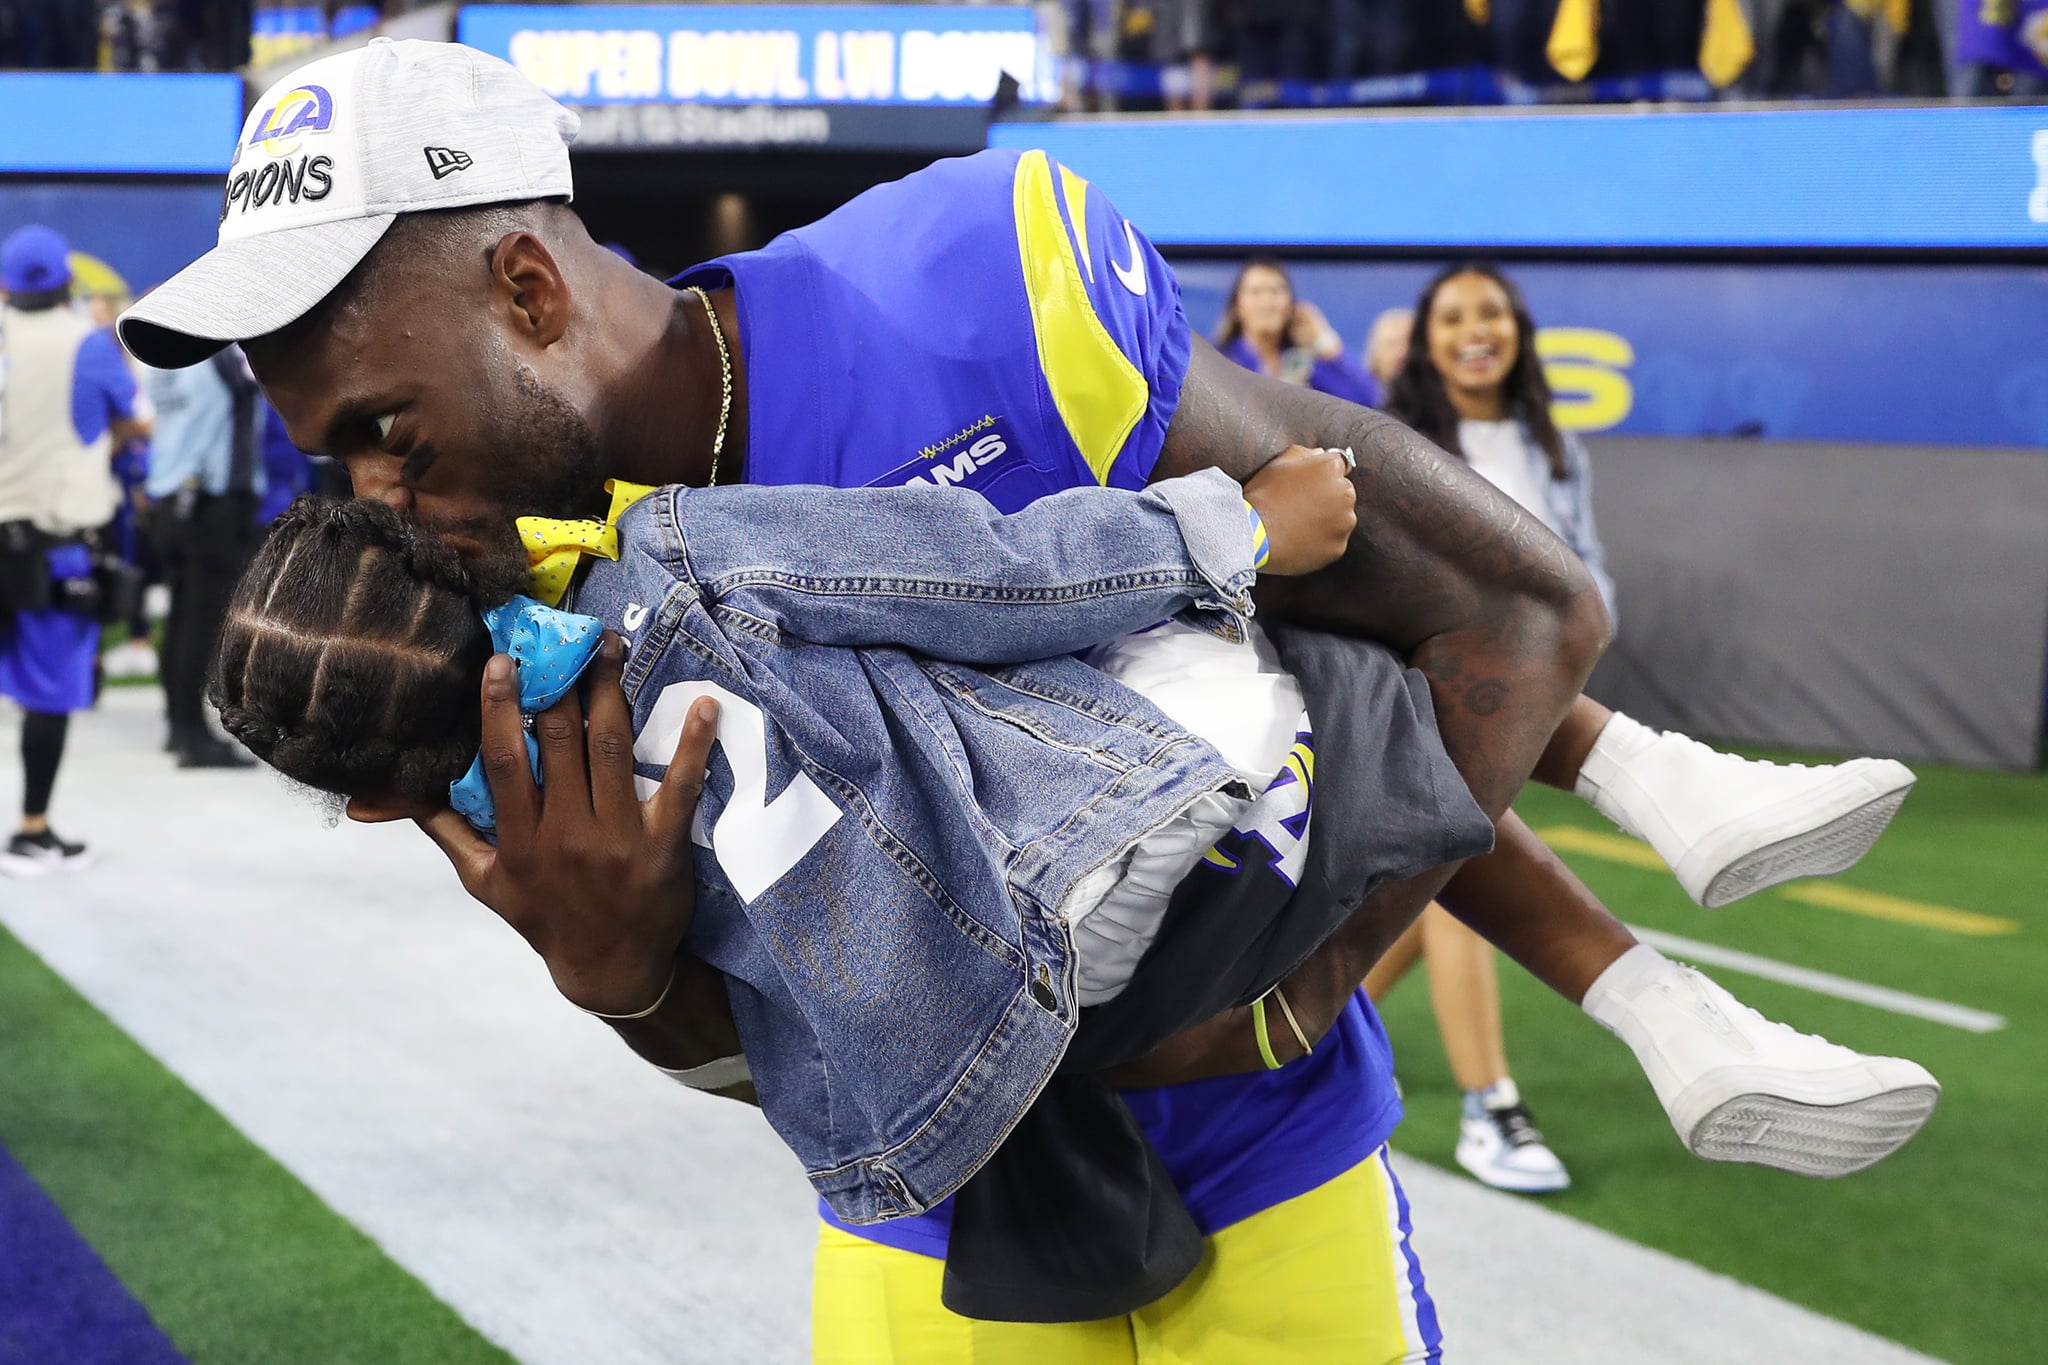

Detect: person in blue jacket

[1216,258,1379,408]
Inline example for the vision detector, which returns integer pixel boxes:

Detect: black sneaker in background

[0,828,93,878]
[176,736,256,770]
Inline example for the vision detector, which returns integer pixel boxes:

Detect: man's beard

[432,364,606,604]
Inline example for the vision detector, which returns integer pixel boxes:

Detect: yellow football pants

[812,1144,1442,1364]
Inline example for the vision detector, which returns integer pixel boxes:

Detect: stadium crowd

[0,1,2042,102]
[1064,0,2046,105]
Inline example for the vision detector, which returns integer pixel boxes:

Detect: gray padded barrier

[1581,436,2048,770]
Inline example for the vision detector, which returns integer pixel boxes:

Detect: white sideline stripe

[1628,926,2007,1034]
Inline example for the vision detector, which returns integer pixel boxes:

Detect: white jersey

[1062,619,1309,1006]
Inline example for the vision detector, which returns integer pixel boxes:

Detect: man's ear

[489,231,570,349]
[345,794,439,824]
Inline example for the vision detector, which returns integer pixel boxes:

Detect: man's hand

[416,630,720,1016]
[1242,444,1358,576]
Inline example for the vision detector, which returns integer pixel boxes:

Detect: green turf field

[0,925,515,1365]
[1376,756,2048,1365]
[4,749,2038,1363]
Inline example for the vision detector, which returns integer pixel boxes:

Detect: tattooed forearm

[1107,338,1619,1078]
[1155,337,1609,819]
[1462,679,1509,716]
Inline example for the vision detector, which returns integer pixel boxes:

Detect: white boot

[1576,713,1916,908]
[1583,946,1939,1178]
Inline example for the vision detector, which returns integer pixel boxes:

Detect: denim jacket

[570,470,1261,1224]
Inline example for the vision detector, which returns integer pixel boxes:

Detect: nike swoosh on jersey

[1111,220,1148,297]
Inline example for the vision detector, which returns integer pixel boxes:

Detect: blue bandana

[448,595,605,836]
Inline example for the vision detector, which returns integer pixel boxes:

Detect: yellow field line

[1535,825,1670,871]
[1534,825,2021,937]
[1776,882,2021,937]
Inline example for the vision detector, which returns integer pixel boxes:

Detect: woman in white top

[1384,263,1613,612]
[1363,263,1591,1193]
[1367,264,1918,1197]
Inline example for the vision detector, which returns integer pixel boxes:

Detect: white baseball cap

[118,38,579,370]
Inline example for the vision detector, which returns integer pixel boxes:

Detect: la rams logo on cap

[246,84,335,157]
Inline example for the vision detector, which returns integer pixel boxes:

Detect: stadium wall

[1171,256,2048,768]
[1583,435,2048,771]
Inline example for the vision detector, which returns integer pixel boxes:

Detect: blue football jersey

[675,148,1190,509]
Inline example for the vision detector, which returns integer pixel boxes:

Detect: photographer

[0,226,147,875]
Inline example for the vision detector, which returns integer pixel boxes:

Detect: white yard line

[0,693,1952,1365]
[1628,926,2007,1033]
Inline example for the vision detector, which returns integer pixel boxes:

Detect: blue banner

[457,5,1056,108]
[1174,259,2048,449]
[992,109,2048,250]
[0,74,243,176]
[0,183,224,299]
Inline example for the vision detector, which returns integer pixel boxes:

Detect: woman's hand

[1242,445,1358,576]
[1287,299,1342,358]
[415,630,721,1015]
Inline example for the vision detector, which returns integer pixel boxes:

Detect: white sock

[1573,710,1659,808]
[1477,1077,1521,1111]
[1580,942,1672,1018]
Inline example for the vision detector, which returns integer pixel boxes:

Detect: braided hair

[210,497,495,804]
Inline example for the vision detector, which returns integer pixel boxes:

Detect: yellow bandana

[516,480,660,607]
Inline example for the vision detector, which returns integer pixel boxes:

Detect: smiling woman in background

[1367,260,1618,1195]
[1385,261,1613,609]
[1215,258,1379,407]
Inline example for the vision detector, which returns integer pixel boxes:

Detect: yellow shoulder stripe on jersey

[1012,150,1147,486]
[1059,164,1094,282]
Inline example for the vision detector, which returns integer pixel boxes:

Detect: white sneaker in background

[102,637,160,681]
[1576,713,1916,908]
[1455,1078,1572,1194]
[1584,945,1939,1178]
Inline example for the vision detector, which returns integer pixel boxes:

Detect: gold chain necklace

[685,284,733,486]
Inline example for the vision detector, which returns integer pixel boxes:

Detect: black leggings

[21,710,67,820]
[150,494,258,745]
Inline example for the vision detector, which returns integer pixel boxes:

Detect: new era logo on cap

[424,146,473,179]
